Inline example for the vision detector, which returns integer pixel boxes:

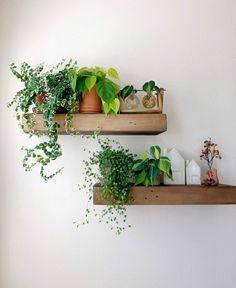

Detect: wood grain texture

[23,113,167,135]
[93,184,236,205]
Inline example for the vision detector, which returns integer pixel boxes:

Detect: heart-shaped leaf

[85,76,97,91]
[149,80,155,91]
[150,146,161,160]
[96,80,115,104]
[135,170,146,185]
[102,101,110,115]
[122,85,134,99]
[108,68,119,79]
[77,77,88,93]
[132,159,145,172]
[159,156,173,180]
[139,150,148,161]
[109,98,120,114]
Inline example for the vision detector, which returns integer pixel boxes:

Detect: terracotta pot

[203,168,219,186]
[36,94,47,104]
[32,94,47,112]
[79,86,102,113]
[32,94,67,113]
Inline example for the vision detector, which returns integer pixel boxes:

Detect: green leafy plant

[120,80,160,100]
[143,80,159,96]
[76,138,135,234]
[132,145,173,186]
[120,85,136,100]
[8,59,79,180]
[77,66,120,114]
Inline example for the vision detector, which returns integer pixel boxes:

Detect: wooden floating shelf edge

[23,113,167,135]
[93,184,236,205]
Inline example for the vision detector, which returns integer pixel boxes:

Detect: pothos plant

[76,138,135,234]
[77,66,120,115]
[132,145,173,186]
[8,59,80,180]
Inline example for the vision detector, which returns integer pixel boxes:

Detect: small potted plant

[200,138,222,186]
[8,60,80,180]
[77,66,120,115]
[120,80,165,113]
[77,138,135,234]
[132,145,173,186]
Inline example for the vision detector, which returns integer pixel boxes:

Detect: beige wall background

[1,0,236,287]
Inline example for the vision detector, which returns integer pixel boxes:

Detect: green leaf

[85,76,97,91]
[132,159,145,172]
[68,69,77,92]
[139,150,148,161]
[149,80,155,91]
[143,80,156,93]
[77,77,89,93]
[150,146,161,160]
[121,85,134,99]
[102,101,110,115]
[135,170,146,185]
[110,98,120,114]
[159,156,173,180]
[96,80,115,104]
[147,163,158,185]
[108,68,119,79]
[121,85,133,99]
[143,82,149,92]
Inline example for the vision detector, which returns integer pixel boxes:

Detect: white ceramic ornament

[163,148,185,185]
[186,160,201,185]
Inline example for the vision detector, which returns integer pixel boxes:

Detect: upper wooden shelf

[23,113,167,135]
[93,184,236,205]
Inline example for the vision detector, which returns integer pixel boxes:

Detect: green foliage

[77,66,120,114]
[142,80,159,96]
[8,59,79,180]
[120,85,136,100]
[133,145,173,186]
[77,138,135,235]
[120,80,160,100]
[96,80,115,104]
[8,60,121,180]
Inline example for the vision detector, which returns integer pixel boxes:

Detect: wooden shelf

[93,184,236,205]
[23,113,167,135]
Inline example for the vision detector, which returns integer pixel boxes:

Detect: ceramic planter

[79,86,102,113]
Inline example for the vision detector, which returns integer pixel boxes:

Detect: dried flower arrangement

[200,138,222,185]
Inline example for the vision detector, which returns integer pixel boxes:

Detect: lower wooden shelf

[23,113,167,135]
[93,184,236,205]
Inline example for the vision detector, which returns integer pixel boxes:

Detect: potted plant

[120,80,165,113]
[76,138,135,234]
[77,66,120,115]
[8,60,80,180]
[132,145,173,186]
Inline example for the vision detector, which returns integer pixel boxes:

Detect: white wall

[1,0,236,287]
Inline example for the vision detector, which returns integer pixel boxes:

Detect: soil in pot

[79,85,102,113]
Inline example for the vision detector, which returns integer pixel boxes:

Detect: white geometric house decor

[163,148,185,185]
[186,160,201,185]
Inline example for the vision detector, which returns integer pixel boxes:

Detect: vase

[203,168,219,186]
[142,94,156,108]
